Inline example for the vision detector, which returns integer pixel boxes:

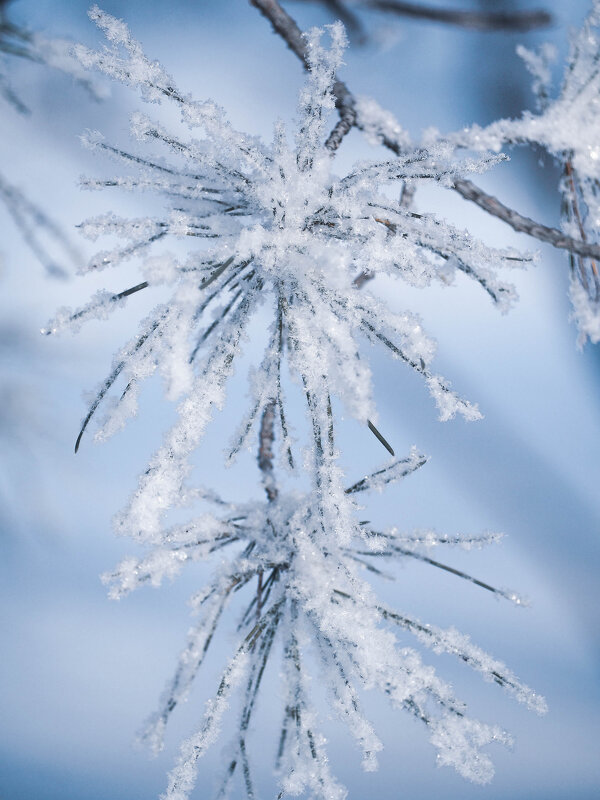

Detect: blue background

[1,1,599,798]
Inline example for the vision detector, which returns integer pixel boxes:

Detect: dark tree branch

[324,103,356,152]
[250,0,310,66]
[250,0,599,260]
[367,419,394,456]
[250,0,356,153]
[258,400,278,502]
[453,178,600,260]
[319,0,365,37]
[360,1,552,32]
[290,0,551,33]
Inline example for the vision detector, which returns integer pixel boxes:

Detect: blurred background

[1,1,599,798]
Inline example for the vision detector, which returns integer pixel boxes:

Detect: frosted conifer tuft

[45,7,554,799]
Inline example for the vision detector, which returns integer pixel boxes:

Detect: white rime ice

[442,0,600,345]
[51,6,557,799]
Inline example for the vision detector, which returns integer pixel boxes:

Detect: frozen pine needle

[46,5,567,798]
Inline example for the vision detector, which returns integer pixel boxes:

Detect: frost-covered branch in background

[0,0,102,110]
[437,1,600,344]
[40,5,565,797]
[0,174,81,278]
[0,0,104,275]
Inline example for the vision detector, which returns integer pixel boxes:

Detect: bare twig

[250,0,356,153]
[302,0,365,37]
[360,1,551,32]
[367,419,394,456]
[250,0,598,260]
[258,400,278,501]
[290,0,551,33]
[453,178,600,260]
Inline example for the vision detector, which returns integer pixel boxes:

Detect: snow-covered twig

[49,5,572,797]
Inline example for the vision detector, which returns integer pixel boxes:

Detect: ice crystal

[103,452,544,799]
[47,7,549,799]
[52,8,534,468]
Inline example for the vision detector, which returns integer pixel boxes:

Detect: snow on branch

[443,0,600,343]
[49,5,569,798]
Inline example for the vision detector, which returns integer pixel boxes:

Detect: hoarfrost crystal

[445,0,600,344]
[49,6,551,799]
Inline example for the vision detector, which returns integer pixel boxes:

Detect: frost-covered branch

[441,0,600,342]
[0,174,80,278]
[104,442,542,797]
[52,6,565,798]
